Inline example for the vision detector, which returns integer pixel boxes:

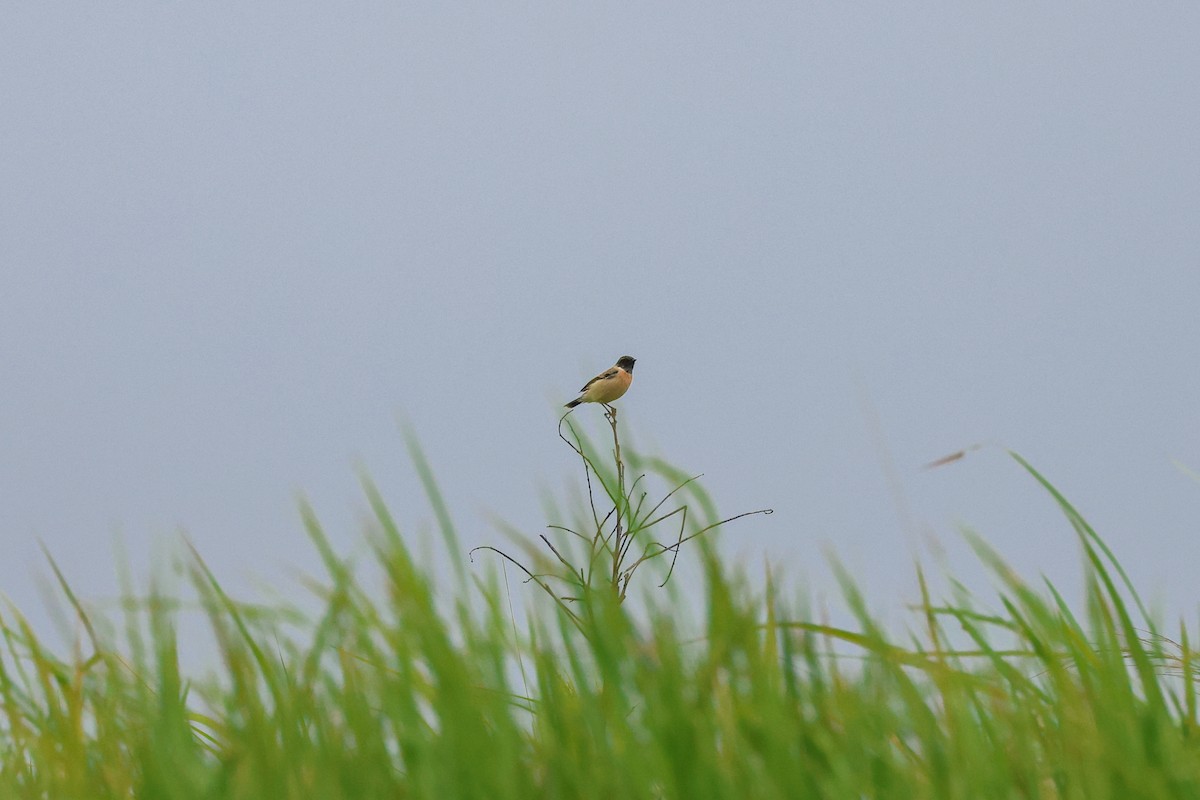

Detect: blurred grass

[2,442,1200,799]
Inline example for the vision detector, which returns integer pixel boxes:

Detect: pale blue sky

[3,5,1199,634]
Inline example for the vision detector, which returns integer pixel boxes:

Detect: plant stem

[607,404,625,595]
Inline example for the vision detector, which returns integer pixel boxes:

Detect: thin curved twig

[635,474,703,530]
[539,534,582,582]
[470,546,583,629]
[626,508,775,577]
[546,524,589,544]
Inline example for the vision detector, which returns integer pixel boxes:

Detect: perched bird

[564,356,637,409]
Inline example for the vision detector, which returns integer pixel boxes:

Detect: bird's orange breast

[588,368,632,403]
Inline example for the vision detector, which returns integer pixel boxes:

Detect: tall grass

[2,427,1199,798]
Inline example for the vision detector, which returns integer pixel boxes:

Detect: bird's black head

[617,355,636,372]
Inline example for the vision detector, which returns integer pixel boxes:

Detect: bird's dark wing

[580,367,618,393]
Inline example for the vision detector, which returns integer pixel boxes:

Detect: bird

[564,356,636,409]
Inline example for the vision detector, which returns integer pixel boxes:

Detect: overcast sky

[3,5,1199,639]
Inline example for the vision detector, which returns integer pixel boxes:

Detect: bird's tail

[564,398,582,408]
